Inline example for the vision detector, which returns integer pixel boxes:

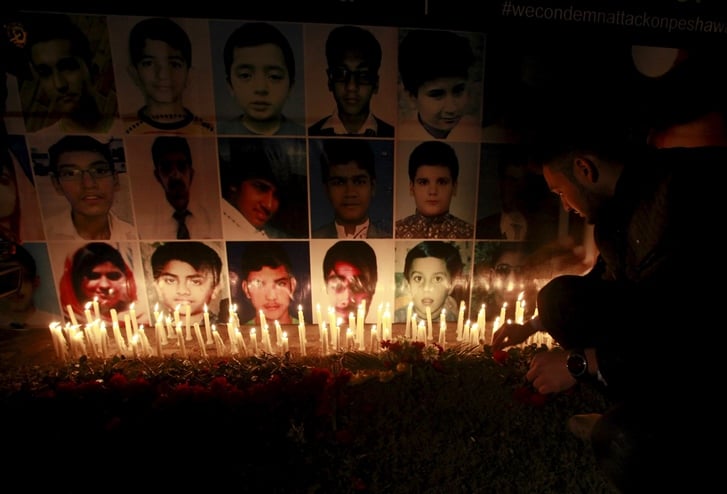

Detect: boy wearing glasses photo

[307,25,395,137]
[40,135,136,241]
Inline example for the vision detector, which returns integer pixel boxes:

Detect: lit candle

[92,296,101,321]
[193,322,207,358]
[316,304,322,326]
[417,320,426,342]
[348,311,356,334]
[154,318,164,357]
[212,325,225,356]
[203,304,212,345]
[477,304,486,334]
[439,312,447,346]
[516,298,526,325]
[249,327,258,355]
[281,331,289,353]
[153,303,160,325]
[129,303,139,335]
[298,305,305,326]
[425,305,433,341]
[457,300,465,341]
[124,313,133,345]
[84,302,94,326]
[66,304,78,327]
[499,302,508,323]
[174,304,181,326]
[370,325,379,353]
[259,309,267,333]
[298,322,306,357]
[176,321,187,358]
[321,324,329,356]
[405,301,413,338]
[345,327,354,351]
[274,320,282,349]
[184,303,191,341]
[110,308,119,329]
[235,327,248,356]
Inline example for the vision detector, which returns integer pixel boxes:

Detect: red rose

[493,349,509,365]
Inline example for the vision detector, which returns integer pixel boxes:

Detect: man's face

[234,178,280,229]
[325,162,374,226]
[407,257,453,319]
[329,52,377,118]
[154,260,218,316]
[30,38,92,117]
[411,77,468,135]
[543,162,597,224]
[81,261,128,311]
[409,164,456,217]
[154,150,193,211]
[51,150,119,221]
[242,265,296,324]
[131,39,189,105]
[228,44,292,123]
[326,260,373,320]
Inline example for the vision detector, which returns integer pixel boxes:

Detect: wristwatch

[566,349,588,379]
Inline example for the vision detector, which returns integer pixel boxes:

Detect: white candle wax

[66,304,78,327]
[203,304,212,345]
[425,306,433,340]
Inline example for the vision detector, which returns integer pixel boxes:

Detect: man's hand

[526,349,577,394]
[491,321,536,351]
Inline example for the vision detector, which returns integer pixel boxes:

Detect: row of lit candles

[48,297,552,362]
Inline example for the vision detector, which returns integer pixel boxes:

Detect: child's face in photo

[325,163,374,225]
[82,262,128,311]
[154,150,193,211]
[409,164,456,217]
[154,260,218,316]
[131,39,189,105]
[329,52,377,118]
[228,43,292,123]
[326,260,372,320]
[407,257,452,318]
[234,178,280,229]
[52,150,119,220]
[411,76,468,134]
[31,38,93,116]
[242,265,295,324]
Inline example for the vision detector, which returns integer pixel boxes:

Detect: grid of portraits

[3,12,596,333]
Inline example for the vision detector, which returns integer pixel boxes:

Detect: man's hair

[526,113,637,173]
[408,140,459,182]
[48,135,114,175]
[223,22,295,86]
[26,13,93,68]
[398,29,474,95]
[403,241,463,281]
[319,138,376,183]
[322,240,378,292]
[129,17,192,67]
[151,136,192,169]
[239,241,294,279]
[71,242,130,299]
[151,241,222,286]
[325,25,382,73]
[223,137,290,189]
